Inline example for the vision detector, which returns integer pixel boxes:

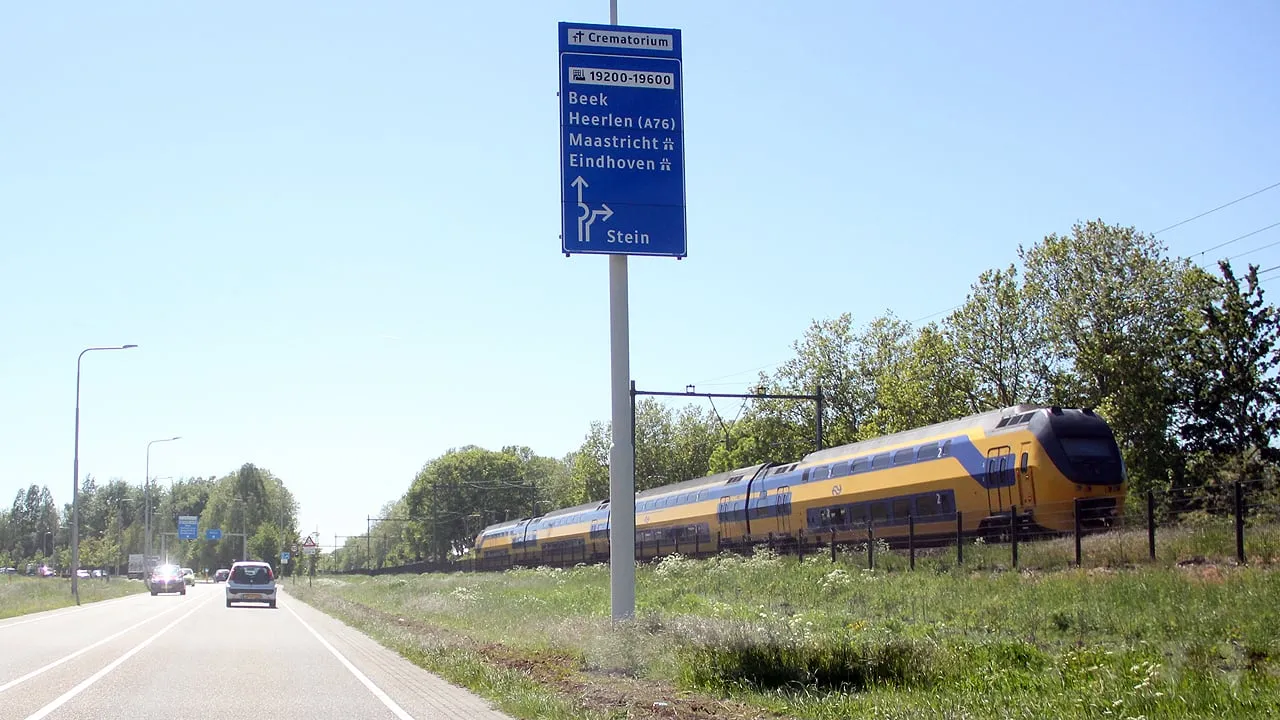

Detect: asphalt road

[0,581,513,720]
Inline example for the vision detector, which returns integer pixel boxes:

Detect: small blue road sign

[559,21,686,258]
[281,551,291,563]
[177,515,199,541]
[206,528,222,541]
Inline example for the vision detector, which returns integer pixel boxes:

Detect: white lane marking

[0,597,190,695]
[23,596,211,720]
[284,600,414,720]
[0,590,146,631]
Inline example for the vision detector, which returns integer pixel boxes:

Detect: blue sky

[2,1,1278,545]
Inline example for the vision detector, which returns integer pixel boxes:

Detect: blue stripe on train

[510,431,1025,539]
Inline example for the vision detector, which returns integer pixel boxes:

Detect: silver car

[224,561,277,608]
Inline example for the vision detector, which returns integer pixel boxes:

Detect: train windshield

[1060,437,1115,462]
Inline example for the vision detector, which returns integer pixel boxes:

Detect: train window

[871,453,891,470]
[847,504,867,527]
[802,468,811,483]
[850,458,868,474]
[893,448,915,465]
[830,505,848,526]
[892,498,911,520]
[939,439,952,457]
[917,442,938,459]
[829,461,850,478]
[1020,453,1029,472]
[914,494,938,518]
[811,465,831,481]
[870,502,889,524]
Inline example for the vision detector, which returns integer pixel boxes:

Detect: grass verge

[0,575,148,619]
[289,528,1280,720]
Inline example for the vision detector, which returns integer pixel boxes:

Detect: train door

[985,446,1014,514]
[776,485,792,535]
[750,485,792,537]
[1017,442,1036,507]
[589,516,609,560]
[718,493,748,544]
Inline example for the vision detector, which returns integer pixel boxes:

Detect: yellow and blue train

[473,405,1126,568]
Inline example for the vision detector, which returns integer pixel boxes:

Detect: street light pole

[144,437,182,571]
[73,344,137,603]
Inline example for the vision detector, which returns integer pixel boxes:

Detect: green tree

[944,264,1050,409]
[772,313,863,447]
[1021,219,1196,492]
[852,312,918,438]
[248,524,282,567]
[568,421,610,504]
[1176,261,1280,481]
[877,323,975,430]
[406,447,529,561]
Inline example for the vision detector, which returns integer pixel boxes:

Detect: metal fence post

[867,526,874,571]
[1074,498,1082,567]
[1147,490,1156,561]
[830,533,836,562]
[908,514,915,571]
[956,511,963,566]
[1010,505,1019,569]
[1235,481,1246,565]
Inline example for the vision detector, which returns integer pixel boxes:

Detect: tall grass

[0,575,147,619]
[291,524,1280,719]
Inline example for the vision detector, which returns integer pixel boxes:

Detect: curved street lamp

[72,344,138,603]
[145,438,182,566]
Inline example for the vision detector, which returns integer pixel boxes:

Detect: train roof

[541,499,606,518]
[800,404,1045,464]
[635,462,772,499]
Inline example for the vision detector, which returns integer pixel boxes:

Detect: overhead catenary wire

[1193,221,1280,264]
[1154,180,1280,236]
[702,181,1280,390]
[911,182,1280,327]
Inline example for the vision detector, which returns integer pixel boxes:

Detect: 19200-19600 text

[569,67,674,89]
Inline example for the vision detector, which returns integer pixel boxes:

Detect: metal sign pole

[603,0,638,625]
[560,0,685,623]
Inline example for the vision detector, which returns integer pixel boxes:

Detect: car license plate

[243,593,261,599]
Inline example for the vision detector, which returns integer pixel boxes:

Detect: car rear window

[231,566,273,584]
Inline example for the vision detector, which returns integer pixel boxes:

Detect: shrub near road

[291,550,1280,720]
[0,575,147,620]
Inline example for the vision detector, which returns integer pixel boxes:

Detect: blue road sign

[281,551,291,563]
[177,515,199,541]
[206,528,222,541]
[559,22,686,258]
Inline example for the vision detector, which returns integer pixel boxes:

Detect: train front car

[1029,407,1126,532]
[786,404,1127,549]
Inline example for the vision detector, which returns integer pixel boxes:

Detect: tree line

[323,219,1280,571]
[0,462,301,575]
